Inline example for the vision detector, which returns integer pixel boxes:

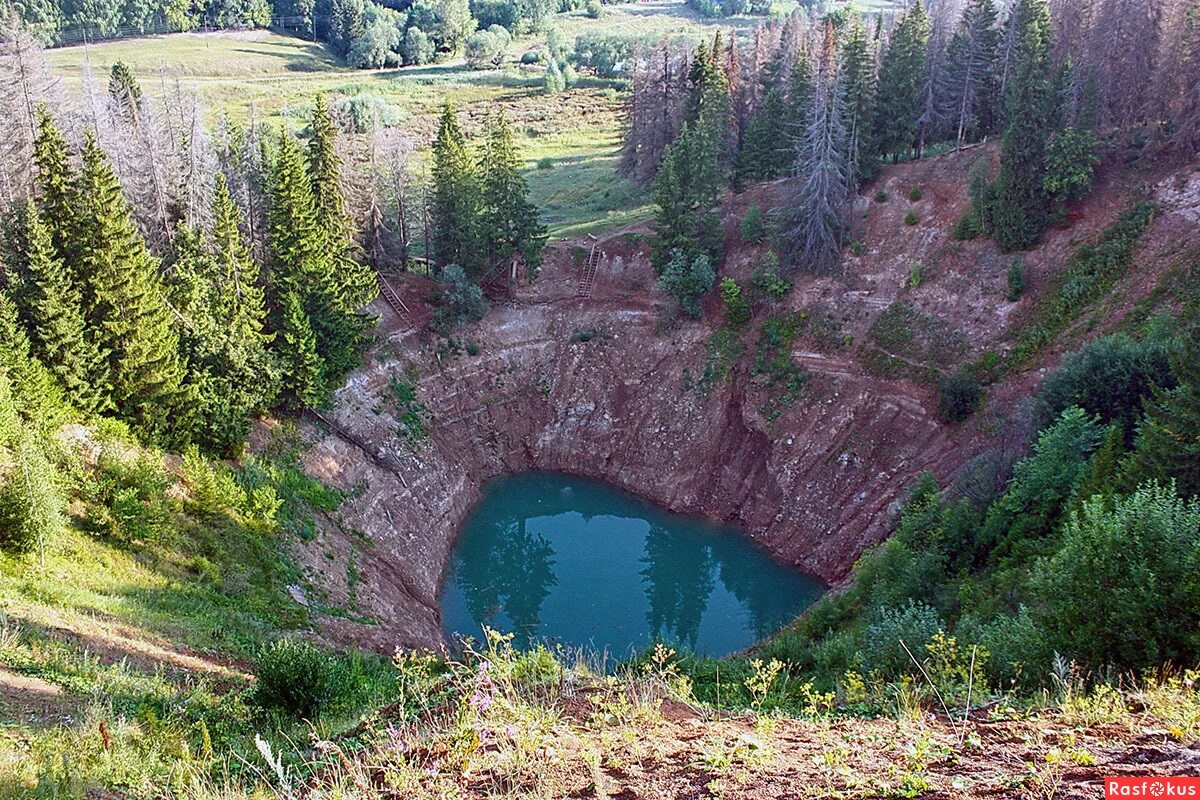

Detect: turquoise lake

[439,472,826,658]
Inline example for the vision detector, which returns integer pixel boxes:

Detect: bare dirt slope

[294,150,1200,652]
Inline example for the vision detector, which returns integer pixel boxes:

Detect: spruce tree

[74,132,195,444]
[940,0,1000,148]
[277,289,325,410]
[651,44,730,272]
[168,210,279,455]
[431,103,481,272]
[840,16,880,183]
[307,94,377,311]
[0,371,18,447]
[777,42,852,274]
[0,423,66,561]
[5,203,111,414]
[107,60,143,125]
[739,85,789,180]
[32,107,78,265]
[738,47,792,181]
[874,1,931,161]
[267,129,325,290]
[785,55,814,141]
[0,288,68,431]
[267,129,367,401]
[991,0,1053,252]
[478,112,547,278]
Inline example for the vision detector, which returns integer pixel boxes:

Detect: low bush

[1037,333,1174,436]
[658,251,716,319]
[938,368,982,422]
[1006,258,1025,301]
[740,203,765,243]
[720,277,750,325]
[252,638,337,720]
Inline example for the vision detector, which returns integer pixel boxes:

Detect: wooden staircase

[377,273,411,325]
[578,245,602,298]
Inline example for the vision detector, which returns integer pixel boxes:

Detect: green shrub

[874,189,889,203]
[974,407,1106,560]
[252,638,336,720]
[1038,334,1173,436]
[0,434,65,556]
[536,156,554,170]
[907,261,924,289]
[251,639,393,721]
[1031,484,1200,671]
[1006,258,1025,301]
[740,204,765,244]
[464,24,511,69]
[658,252,716,319]
[972,608,1051,688]
[584,0,602,17]
[938,368,982,422]
[907,186,923,202]
[720,277,750,326]
[904,210,919,226]
[862,601,944,677]
[1043,128,1100,204]
[954,162,996,240]
[433,265,489,334]
[751,252,791,300]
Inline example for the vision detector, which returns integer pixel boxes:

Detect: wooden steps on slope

[578,244,603,298]
[377,273,411,325]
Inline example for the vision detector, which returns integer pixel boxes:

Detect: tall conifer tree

[4,203,110,413]
[1128,318,1200,499]
[940,0,1000,148]
[431,103,480,272]
[267,129,368,402]
[874,1,931,161]
[307,94,377,310]
[478,112,547,278]
[74,132,194,443]
[32,108,78,266]
[840,16,880,183]
[277,289,325,410]
[0,288,68,432]
[992,0,1053,252]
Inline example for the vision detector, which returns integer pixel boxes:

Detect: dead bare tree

[0,15,60,211]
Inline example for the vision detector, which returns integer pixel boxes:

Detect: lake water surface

[440,472,825,658]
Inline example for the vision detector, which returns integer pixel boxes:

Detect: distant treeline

[0,0,606,68]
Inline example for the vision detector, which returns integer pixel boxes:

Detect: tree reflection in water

[442,473,824,656]
[640,524,715,650]
[452,514,556,647]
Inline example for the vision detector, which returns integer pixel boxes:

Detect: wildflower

[469,689,493,712]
